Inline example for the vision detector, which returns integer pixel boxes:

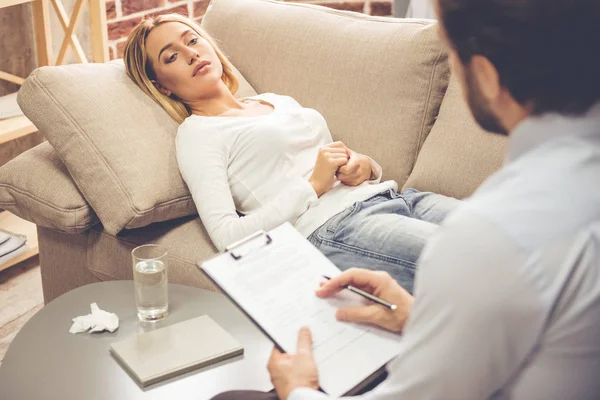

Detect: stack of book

[0,229,28,266]
[0,92,24,121]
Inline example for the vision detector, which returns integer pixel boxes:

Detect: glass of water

[132,244,168,321]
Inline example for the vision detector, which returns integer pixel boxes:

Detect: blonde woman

[123,14,460,293]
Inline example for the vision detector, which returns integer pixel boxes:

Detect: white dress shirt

[406,0,437,19]
[290,105,600,400]
[176,93,395,251]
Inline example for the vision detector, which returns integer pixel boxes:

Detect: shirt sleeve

[286,209,546,400]
[289,388,333,400]
[176,129,318,252]
[365,156,383,183]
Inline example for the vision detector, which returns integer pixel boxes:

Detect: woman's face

[145,22,224,102]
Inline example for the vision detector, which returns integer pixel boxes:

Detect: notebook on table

[200,223,404,397]
[0,228,28,265]
[110,315,244,387]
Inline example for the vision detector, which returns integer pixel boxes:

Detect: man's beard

[465,70,509,136]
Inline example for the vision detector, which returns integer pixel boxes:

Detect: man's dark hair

[437,0,600,115]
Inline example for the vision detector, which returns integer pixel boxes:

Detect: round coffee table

[0,281,274,400]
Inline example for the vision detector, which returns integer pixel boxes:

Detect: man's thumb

[336,306,377,324]
[297,326,313,354]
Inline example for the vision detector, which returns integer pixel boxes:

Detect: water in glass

[134,259,168,321]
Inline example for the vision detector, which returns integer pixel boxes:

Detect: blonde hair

[123,14,239,124]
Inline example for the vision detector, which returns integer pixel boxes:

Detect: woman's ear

[151,79,172,97]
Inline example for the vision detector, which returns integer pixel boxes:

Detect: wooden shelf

[0,211,39,272]
[0,93,38,145]
[0,0,35,9]
[0,115,37,145]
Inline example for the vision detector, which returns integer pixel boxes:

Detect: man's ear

[151,79,172,97]
[470,55,501,103]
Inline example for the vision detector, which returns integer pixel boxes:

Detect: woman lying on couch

[123,14,460,293]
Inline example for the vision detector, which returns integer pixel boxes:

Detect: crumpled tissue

[69,302,119,334]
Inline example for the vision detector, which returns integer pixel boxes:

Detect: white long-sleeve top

[406,0,437,19]
[176,93,396,251]
[289,106,600,399]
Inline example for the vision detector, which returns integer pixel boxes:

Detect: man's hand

[336,152,373,187]
[316,269,414,333]
[267,327,319,400]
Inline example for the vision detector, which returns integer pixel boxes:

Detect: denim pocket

[325,201,363,234]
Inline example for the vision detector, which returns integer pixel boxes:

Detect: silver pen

[322,275,398,310]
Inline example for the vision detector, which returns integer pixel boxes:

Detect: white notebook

[200,223,403,397]
[110,315,243,386]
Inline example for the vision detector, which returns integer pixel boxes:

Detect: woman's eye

[189,38,198,45]
[167,54,177,63]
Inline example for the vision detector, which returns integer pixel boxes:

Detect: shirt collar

[506,102,600,163]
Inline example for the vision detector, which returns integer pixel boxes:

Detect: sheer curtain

[406,0,437,19]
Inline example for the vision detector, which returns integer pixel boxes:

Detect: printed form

[201,223,403,397]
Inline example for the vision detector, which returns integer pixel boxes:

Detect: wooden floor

[0,255,43,367]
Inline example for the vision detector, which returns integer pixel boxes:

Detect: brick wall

[106,0,393,60]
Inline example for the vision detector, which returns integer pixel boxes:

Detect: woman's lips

[193,61,211,77]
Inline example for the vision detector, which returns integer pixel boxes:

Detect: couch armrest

[0,142,98,234]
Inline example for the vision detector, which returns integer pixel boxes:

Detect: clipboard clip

[225,230,272,260]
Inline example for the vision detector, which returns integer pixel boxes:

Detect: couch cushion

[86,216,218,291]
[0,142,98,234]
[17,60,256,235]
[202,0,450,186]
[403,76,508,198]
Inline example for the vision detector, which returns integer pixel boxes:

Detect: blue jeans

[307,188,461,294]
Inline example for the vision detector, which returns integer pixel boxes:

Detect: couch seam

[74,206,78,232]
[211,0,432,25]
[0,202,95,232]
[85,267,111,282]
[92,227,201,265]
[411,46,445,178]
[122,195,195,229]
[0,183,92,213]
[0,203,93,228]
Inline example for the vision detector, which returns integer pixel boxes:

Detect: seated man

[213,0,600,398]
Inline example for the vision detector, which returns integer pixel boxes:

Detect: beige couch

[0,0,507,304]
